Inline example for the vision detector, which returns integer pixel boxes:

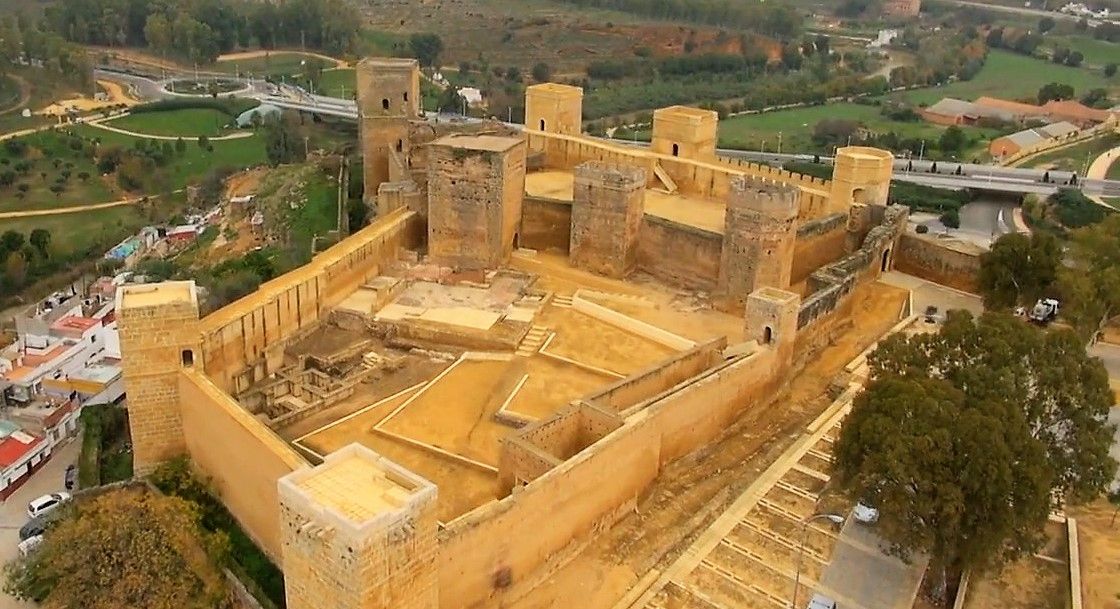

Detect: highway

[93,68,1120,198]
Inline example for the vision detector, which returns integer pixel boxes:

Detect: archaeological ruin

[116,57,913,609]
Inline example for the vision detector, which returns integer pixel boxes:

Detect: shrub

[940,209,961,228]
[916,224,930,234]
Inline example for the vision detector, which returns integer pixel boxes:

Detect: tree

[0,230,24,254]
[263,116,301,166]
[815,33,830,55]
[1080,88,1111,109]
[834,374,1052,603]
[531,62,552,82]
[1051,46,1070,65]
[504,66,521,81]
[1106,63,1118,77]
[1065,50,1084,67]
[939,209,960,229]
[175,137,186,154]
[1037,82,1075,104]
[197,135,209,150]
[77,171,90,182]
[1039,16,1056,33]
[3,489,231,609]
[2,251,26,287]
[938,125,966,152]
[978,232,1061,309]
[29,229,50,256]
[409,33,443,68]
[866,310,1116,502]
[1059,214,1120,341]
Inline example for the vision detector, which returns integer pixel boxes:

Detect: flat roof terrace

[525,170,726,234]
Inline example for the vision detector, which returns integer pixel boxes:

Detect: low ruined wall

[437,346,783,609]
[521,196,572,253]
[585,338,725,413]
[792,213,848,286]
[571,291,696,350]
[178,369,308,564]
[894,233,981,293]
[637,216,722,290]
[199,209,413,393]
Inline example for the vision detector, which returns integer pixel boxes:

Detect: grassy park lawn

[1023,133,1120,172]
[715,102,998,158]
[0,131,115,213]
[105,108,237,137]
[1042,35,1120,67]
[0,205,147,258]
[891,50,1117,106]
[215,52,335,79]
[71,124,268,190]
[314,68,356,99]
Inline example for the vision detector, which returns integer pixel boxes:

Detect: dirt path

[0,197,143,219]
[1084,143,1120,208]
[216,49,349,68]
[84,116,255,141]
[508,281,910,609]
[0,74,31,116]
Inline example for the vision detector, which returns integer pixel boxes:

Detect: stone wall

[520,196,572,253]
[199,208,413,394]
[792,213,848,286]
[179,369,308,563]
[569,162,646,278]
[636,216,722,290]
[894,233,982,293]
[717,176,800,310]
[583,338,725,414]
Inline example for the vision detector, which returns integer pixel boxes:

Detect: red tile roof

[50,316,100,333]
[41,400,76,430]
[0,433,42,468]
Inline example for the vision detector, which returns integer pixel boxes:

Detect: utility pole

[919,139,926,163]
[778,131,783,155]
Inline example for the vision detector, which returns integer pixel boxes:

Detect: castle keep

[117,57,906,609]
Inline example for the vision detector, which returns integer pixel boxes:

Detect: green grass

[1023,133,1120,172]
[214,52,335,79]
[0,131,114,213]
[0,205,146,255]
[105,108,238,137]
[314,68,355,99]
[70,125,268,190]
[0,74,21,110]
[891,50,1118,106]
[716,102,998,158]
[1042,35,1120,67]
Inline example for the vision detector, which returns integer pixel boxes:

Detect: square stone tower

[115,281,200,475]
[524,83,583,135]
[651,106,718,160]
[426,134,526,269]
[717,176,800,312]
[744,287,800,366]
[570,161,646,278]
[279,444,438,609]
[357,58,421,204]
[828,146,894,213]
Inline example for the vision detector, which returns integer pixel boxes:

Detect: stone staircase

[552,294,574,308]
[515,326,550,357]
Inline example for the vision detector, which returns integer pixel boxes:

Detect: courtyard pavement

[817,520,928,609]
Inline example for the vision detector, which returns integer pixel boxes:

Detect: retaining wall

[894,233,982,293]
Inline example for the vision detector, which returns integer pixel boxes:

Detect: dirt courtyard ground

[1070,499,1120,609]
[507,279,909,609]
[963,521,1070,609]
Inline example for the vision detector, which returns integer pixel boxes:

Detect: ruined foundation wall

[179,369,308,563]
[199,209,413,394]
[520,196,572,253]
[894,233,981,293]
[437,347,783,609]
[584,338,726,413]
[792,213,848,286]
[636,216,722,290]
[569,162,646,278]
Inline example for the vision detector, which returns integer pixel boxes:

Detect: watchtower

[427,134,527,269]
[570,161,646,278]
[828,146,894,213]
[115,281,200,475]
[279,444,438,609]
[524,83,583,135]
[744,287,800,366]
[717,176,800,312]
[651,106,718,160]
[357,58,421,204]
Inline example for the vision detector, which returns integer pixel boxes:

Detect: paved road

[937,0,1089,21]
[0,439,80,609]
[818,520,928,609]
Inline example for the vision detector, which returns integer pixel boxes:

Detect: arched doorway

[381,98,390,110]
[881,248,891,272]
[762,326,773,344]
[672,143,680,156]
[539,119,546,131]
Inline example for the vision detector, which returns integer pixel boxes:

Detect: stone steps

[552,294,574,308]
[515,326,550,357]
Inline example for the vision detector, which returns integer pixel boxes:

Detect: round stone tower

[828,146,894,212]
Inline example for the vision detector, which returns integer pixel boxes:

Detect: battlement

[573,161,646,191]
[729,175,801,220]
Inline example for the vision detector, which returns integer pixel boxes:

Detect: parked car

[808,593,838,609]
[853,501,879,524]
[19,511,63,542]
[17,535,43,557]
[26,492,71,519]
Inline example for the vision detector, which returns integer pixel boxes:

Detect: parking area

[0,438,80,609]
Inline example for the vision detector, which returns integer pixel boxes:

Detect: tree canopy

[4,488,232,609]
[835,311,1116,598]
[1059,214,1120,340]
[977,231,1061,309]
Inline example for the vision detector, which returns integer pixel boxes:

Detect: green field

[1043,35,1120,67]
[314,68,356,99]
[716,102,998,158]
[214,52,335,79]
[892,50,1117,106]
[1024,133,1120,172]
[0,131,115,213]
[71,125,268,190]
[105,108,237,137]
[0,205,149,258]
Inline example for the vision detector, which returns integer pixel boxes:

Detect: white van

[26,492,71,519]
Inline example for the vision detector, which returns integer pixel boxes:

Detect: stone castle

[116,57,904,609]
